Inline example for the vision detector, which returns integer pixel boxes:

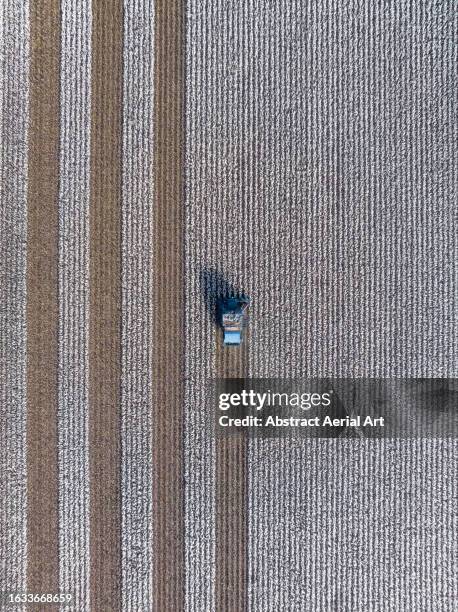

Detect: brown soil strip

[26,0,60,601]
[216,341,248,611]
[88,2,123,609]
[151,1,185,610]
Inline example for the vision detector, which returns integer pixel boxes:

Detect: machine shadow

[199,266,248,325]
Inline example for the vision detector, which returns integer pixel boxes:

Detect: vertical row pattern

[215,346,248,611]
[248,439,457,611]
[27,0,60,598]
[88,1,123,610]
[183,1,216,607]
[0,0,29,597]
[152,1,186,609]
[121,1,154,609]
[58,1,92,609]
[184,0,457,610]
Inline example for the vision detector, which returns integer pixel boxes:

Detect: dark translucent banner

[212,379,457,438]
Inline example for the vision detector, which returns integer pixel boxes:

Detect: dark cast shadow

[199,265,248,325]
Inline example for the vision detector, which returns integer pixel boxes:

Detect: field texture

[0,1,457,611]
